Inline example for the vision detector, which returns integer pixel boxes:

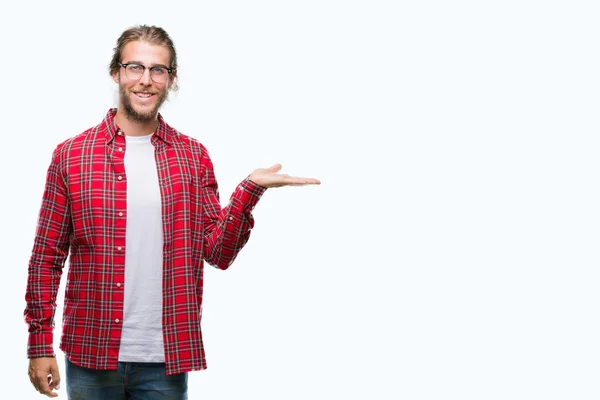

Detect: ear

[111,70,120,84]
[168,71,176,89]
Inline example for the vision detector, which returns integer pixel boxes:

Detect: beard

[119,83,168,123]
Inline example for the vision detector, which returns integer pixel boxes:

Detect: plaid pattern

[24,109,266,375]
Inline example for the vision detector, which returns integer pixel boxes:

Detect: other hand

[28,357,61,397]
[248,164,321,188]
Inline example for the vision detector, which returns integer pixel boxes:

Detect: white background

[2,0,600,399]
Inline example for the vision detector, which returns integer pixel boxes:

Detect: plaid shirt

[24,109,266,375]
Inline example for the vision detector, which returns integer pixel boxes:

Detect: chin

[134,102,155,113]
[136,108,158,120]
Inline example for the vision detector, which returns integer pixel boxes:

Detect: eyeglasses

[119,62,173,84]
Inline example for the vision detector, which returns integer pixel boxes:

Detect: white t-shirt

[118,133,165,362]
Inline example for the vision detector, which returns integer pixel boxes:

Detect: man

[24,24,320,399]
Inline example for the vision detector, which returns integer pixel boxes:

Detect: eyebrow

[123,61,170,69]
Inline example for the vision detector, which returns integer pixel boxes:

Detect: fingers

[268,163,283,173]
[282,176,321,186]
[29,372,58,397]
[50,363,61,391]
[29,358,60,398]
[265,177,320,188]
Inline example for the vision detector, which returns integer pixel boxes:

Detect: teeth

[135,93,152,98]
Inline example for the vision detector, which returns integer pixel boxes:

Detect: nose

[138,67,152,85]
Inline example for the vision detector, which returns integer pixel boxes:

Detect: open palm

[248,164,320,188]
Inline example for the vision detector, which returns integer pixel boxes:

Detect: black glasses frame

[118,62,173,81]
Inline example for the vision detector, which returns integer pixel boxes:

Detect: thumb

[50,364,61,390]
[268,163,282,173]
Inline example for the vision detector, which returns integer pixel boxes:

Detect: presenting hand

[28,357,61,397]
[248,164,321,188]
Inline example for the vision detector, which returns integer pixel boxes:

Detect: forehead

[121,40,171,66]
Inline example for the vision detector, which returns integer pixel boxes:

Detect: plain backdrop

[3,0,600,399]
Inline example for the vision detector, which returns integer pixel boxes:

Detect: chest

[65,141,199,220]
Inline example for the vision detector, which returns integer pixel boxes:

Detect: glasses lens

[150,67,168,84]
[125,64,144,80]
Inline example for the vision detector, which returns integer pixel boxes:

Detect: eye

[128,64,143,72]
[151,67,167,76]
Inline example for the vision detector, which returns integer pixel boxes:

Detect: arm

[200,146,320,269]
[201,148,266,269]
[24,147,72,358]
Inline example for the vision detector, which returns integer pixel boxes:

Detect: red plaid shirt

[24,109,266,375]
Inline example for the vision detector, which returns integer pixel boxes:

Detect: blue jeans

[65,357,188,399]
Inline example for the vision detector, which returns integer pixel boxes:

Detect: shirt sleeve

[200,147,266,269]
[24,147,72,358]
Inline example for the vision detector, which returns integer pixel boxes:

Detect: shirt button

[117,176,123,181]
[115,318,120,323]
[118,131,123,136]
[117,246,122,251]
[229,216,233,221]
[116,282,121,287]
[118,212,123,217]
[118,147,123,152]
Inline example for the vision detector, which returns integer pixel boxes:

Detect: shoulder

[51,125,99,163]
[167,125,211,159]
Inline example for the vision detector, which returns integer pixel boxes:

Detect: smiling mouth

[134,92,155,98]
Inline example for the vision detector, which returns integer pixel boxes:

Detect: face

[112,40,174,122]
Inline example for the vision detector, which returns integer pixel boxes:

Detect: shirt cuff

[229,177,267,215]
[27,332,55,359]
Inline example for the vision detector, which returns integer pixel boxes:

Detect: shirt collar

[103,108,172,145]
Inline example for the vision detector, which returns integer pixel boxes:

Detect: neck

[114,107,159,137]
